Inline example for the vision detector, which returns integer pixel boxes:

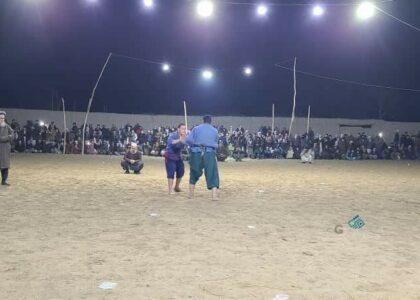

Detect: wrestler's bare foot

[175,178,182,193]
[188,184,195,199]
[168,179,174,195]
[212,187,219,201]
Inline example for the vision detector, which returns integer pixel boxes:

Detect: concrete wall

[1,108,419,142]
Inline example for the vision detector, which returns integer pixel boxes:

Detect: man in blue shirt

[164,123,187,194]
[186,115,220,200]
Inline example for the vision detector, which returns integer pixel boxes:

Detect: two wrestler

[164,115,220,200]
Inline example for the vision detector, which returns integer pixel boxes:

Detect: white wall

[2,108,419,142]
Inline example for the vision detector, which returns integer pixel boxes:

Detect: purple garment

[165,158,184,179]
[165,132,185,161]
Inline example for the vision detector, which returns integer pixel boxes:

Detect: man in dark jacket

[121,143,144,174]
[0,111,13,186]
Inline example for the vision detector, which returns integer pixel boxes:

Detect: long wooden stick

[82,52,113,155]
[288,57,297,136]
[183,101,188,129]
[306,105,311,135]
[271,103,275,133]
[62,98,67,155]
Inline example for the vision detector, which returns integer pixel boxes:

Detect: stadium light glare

[312,5,325,17]
[196,1,214,18]
[356,2,376,20]
[143,0,154,9]
[243,66,253,77]
[256,4,268,17]
[201,69,214,80]
[162,63,171,73]
[85,0,99,5]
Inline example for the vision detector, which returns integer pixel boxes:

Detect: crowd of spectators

[9,119,420,161]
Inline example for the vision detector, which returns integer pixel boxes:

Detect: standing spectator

[0,111,13,186]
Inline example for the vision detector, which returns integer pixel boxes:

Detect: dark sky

[0,0,419,121]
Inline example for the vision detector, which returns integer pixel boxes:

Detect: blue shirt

[166,132,185,160]
[186,123,219,152]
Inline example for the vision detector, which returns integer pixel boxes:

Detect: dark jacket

[0,124,13,169]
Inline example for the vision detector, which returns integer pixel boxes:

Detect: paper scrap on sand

[247,225,256,229]
[273,294,289,300]
[348,215,365,229]
[150,213,159,217]
[99,282,117,290]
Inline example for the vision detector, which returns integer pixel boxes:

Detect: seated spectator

[121,143,144,174]
[70,140,81,154]
[85,140,97,155]
[286,147,294,159]
[217,143,229,162]
[368,148,378,160]
[346,149,357,161]
[301,148,314,164]
[232,146,245,161]
[99,140,110,155]
[390,145,401,160]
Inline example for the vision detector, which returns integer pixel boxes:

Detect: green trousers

[189,151,220,189]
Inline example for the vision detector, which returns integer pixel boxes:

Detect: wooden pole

[288,57,297,136]
[62,98,67,155]
[306,105,311,135]
[271,103,275,133]
[82,52,112,155]
[183,100,188,129]
[51,91,54,111]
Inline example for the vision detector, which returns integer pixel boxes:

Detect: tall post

[271,103,275,133]
[288,57,297,136]
[306,105,311,135]
[82,52,112,155]
[51,91,54,111]
[183,100,188,129]
[62,98,67,155]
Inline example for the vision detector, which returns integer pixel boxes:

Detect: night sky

[0,0,419,121]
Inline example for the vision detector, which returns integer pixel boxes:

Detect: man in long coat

[0,111,13,186]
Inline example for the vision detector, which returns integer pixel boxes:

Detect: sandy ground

[0,154,419,300]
